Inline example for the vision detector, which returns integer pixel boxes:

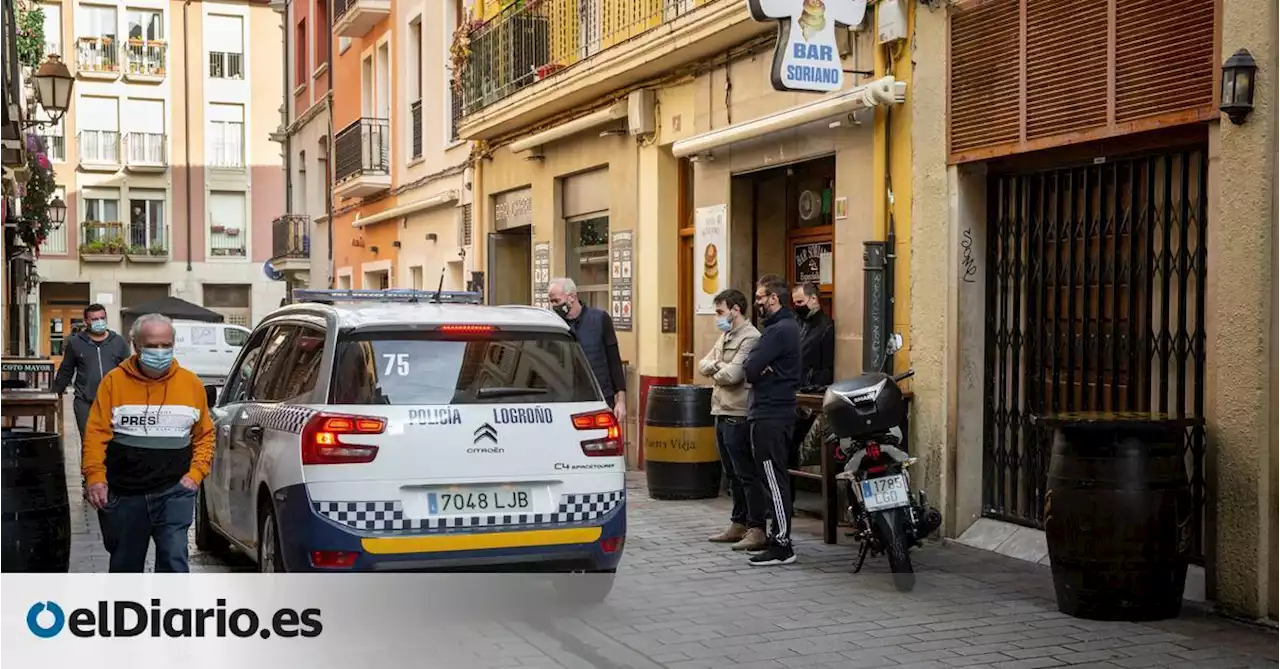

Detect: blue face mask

[716,316,733,333]
[139,347,174,372]
[89,319,107,334]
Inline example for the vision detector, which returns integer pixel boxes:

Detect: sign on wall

[494,188,533,231]
[610,231,634,331]
[694,204,728,315]
[748,0,868,93]
[533,242,551,309]
[794,240,833,287]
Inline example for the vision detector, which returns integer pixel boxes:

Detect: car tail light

[600,536,624,554]
[301,413,386,465]
[865,442,882,460]
[438,324,496,335]
[310,550,359,568]
[572,409,623,457]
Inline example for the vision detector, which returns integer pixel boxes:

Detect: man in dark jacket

[53,303,131,442]
[790,282,837,482]
[548,278,627,422]
[743,274,802,566]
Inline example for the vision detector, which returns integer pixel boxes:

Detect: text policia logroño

[27,599,322,639]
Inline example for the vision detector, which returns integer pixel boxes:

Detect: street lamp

[47,195,67,229]
[1220,49,1258,125]
[31,55,74,126]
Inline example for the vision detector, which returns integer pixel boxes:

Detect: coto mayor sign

[748,0,868,93]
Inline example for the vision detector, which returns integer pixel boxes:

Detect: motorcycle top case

[822,373,906,439]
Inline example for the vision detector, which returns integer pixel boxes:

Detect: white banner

[694,204,728,315]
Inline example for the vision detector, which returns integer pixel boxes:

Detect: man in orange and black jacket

[82,313,215,573]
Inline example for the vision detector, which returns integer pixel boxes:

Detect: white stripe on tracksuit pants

[751,418,794,547]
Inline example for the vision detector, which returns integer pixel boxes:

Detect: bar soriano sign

[749,0,867,93]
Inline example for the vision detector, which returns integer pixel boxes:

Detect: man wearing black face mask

[547,277,627,422]
[789,282,836,484]
[742,274,802,566]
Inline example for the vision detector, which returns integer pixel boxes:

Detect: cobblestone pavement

[61,400,1277,668]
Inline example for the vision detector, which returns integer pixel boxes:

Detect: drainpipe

[183,0,193,272]
[283,0,291,216]
[325,6,334,288]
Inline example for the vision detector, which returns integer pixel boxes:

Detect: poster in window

[533,242,551,309]
[695,204,728,315]
[610,231,633,331]
[794,241,833,287]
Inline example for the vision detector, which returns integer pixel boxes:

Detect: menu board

[794,240,833,287]
[610,231,634,331]
[533,242,551,309]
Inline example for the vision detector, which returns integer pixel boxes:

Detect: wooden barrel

[1,430,71,572]
[1041,413,1193,621]
[643,385,720,500]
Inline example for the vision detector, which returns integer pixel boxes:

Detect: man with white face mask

[53,303,131,443]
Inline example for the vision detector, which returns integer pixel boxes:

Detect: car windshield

[328,329,601,405]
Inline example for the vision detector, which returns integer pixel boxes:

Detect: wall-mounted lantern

[1220,49,1258,125]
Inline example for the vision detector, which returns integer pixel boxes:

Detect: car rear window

[328,330,602,405]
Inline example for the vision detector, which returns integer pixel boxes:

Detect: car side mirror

[204,384,218,407]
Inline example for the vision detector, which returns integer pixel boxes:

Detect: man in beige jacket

[698,288,767,551]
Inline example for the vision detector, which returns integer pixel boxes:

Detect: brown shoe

[732,528,769,551]
[709,523,747,543]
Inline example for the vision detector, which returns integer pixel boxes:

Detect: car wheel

[194,485,229,554]
[553,569,616,606]
[257,504,286,573]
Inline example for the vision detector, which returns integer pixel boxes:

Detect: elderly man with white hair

[81,312,216,573]
[547,277,627,420]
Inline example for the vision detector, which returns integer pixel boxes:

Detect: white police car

[194,289,626,595]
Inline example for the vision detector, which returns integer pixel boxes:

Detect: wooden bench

[789,390,913,545]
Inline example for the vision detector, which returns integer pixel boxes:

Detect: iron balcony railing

[125,132,166,166]
[39,133,64,161]
[79,221,127,255]
[126,220,168,258]
[78,130,120,164]
[461,0,696,116]
[125,39,166,77]
[77,36,119,74]
[208,51,244,79]
[334,117,389,184]
[410,99,423,159]
[272,214,311,259]
[333,0,354,22]
[450,88,462,141]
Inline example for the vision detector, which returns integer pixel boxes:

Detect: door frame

[677,157,695,384]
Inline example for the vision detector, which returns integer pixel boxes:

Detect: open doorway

[488,228,532,305]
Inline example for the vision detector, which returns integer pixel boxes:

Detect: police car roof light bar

[292,289,484,305]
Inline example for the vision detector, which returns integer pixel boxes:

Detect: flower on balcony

[16,4,46,68]
[448,15,485,92]
[18,133,55,255]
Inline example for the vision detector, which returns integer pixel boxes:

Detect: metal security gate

[982,147,1208,564]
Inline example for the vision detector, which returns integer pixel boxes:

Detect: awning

[121,296,224,322]
[352,190,460,229]
[509,101,629,154]
[671,76,905,159]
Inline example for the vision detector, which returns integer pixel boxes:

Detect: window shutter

[1115,0,1215,123]
[1024,0,1108,140]
[948,0,1020,155]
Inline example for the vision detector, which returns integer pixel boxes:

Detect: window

[566,215,610,310]
[222,327,270,405]
[409,18,423,158]
[328,331,600,405]
[41,3,61,58]
[77,5,118,72]
[127,191,166,254]
[84,194,120,224]
[376,42,390,118]
[124,98,165,165]
[208,191,247,257]
[313,0,328,70]
[224,327,249,347]
[78,96,120,164]
[207,103,244,168]
[37,116,64,162]
[39,186,68,255]
[207,14,244,79]
[251,325,326,402]
[338,36,351,54]
[410,266,423,290]
[83,191,122,246]
[297,150,307,213]
[295,19,307,87]
[127,9,162,40]
[126,9,164,75]
[446,0,462,141]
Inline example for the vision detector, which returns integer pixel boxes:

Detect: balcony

[38,133,64,162]
[78,221,127,263]
[78,130,120,171]
[333,117,390,200]
[208,51,244,80]
[77,36,120,79]
[124,39,167,81]
[333,0,390,38]
[271,214,311,275]
[410,99,423,160]
[124,132,167,171]
[209,223,246,258]
[459,0,766,140]
[126,220,168,263]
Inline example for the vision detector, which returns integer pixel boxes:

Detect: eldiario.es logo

[27,599,323,639]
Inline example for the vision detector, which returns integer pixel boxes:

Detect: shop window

[565,214,609,310]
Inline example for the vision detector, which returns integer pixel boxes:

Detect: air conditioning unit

[627,89,656,137]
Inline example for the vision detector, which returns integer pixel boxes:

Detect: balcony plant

[448,14,485,93]
[210,224,226,233]
[17,135,55,255]
[148,241,166,256]
[15,2,46,68]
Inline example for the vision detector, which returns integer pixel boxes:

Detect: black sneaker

[748,543,796,566]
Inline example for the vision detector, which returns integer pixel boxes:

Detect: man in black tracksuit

[52,303,131,442]
[743,274,802,566]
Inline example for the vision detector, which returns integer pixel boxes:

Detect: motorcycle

[822,369,943,592]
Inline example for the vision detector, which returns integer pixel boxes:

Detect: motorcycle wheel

[872,507,916,592]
